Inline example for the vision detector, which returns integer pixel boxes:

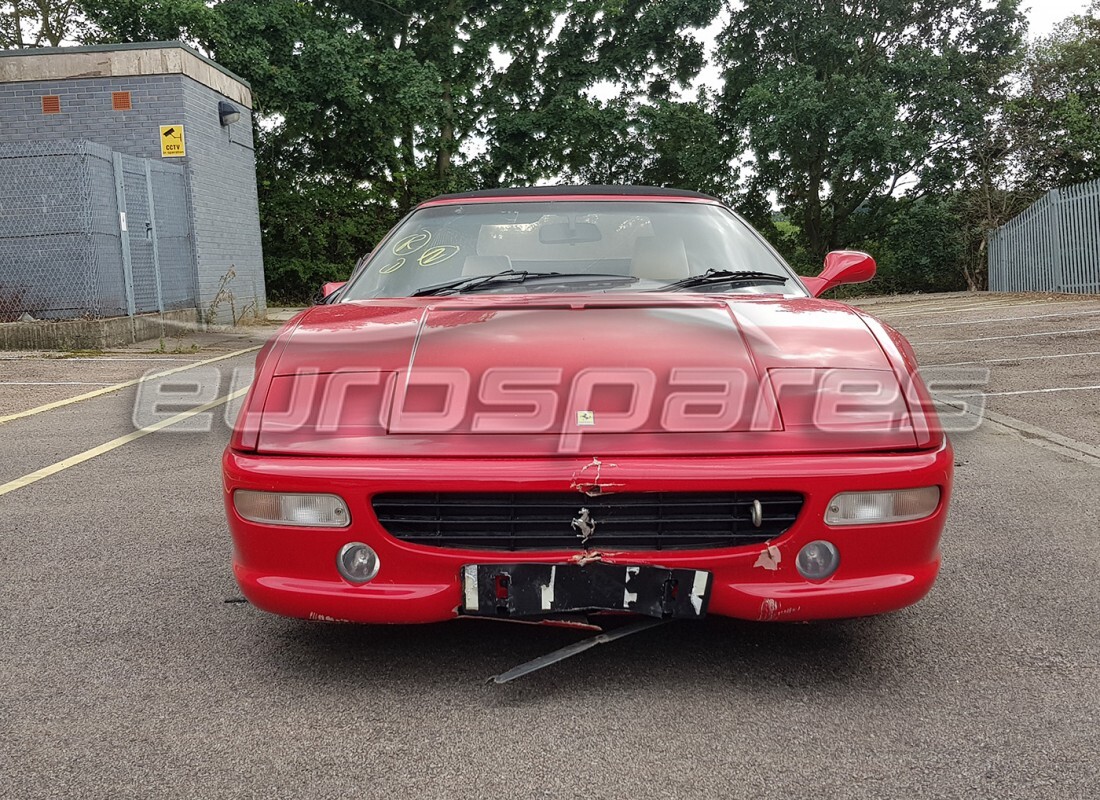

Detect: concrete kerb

[0,309,200,350]
[936,395,1100,467]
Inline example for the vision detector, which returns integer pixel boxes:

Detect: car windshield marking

[656,269,790,291]
[411,270,638,297]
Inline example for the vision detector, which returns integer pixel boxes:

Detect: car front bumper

[223,442,952,624]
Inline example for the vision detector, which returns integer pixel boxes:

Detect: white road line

[868,302,1000,315]
[957,385,1100,398]
[857,294,984,307]
[912,326,1100,345]
[910,309,1100,328]
[880,301,1056,319]
[880,297,1097,319]
[0,387,249,498]
[878,296,1080,313]
[872,297,1031,311]
[0,346,260,426]
[859,300,964,311]
[926,350,1100,367]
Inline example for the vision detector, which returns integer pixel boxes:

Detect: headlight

[769,368,913,433]
[825,487,940,525]
[233,490,350,527]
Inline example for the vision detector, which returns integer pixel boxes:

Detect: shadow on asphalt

[237,610,920,701]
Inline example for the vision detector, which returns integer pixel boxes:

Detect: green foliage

[1010,1,1100,190]
[257,173,397,304]
[717,0,1025,263]
[774,198,968,296]
[80,0,223,47]
[860,199,967,294]
[775,232,819,279]
[472,0,724,186]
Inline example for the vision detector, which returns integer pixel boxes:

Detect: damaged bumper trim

[491,618,667,684]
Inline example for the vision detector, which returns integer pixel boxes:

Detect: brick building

[0,42,265,326]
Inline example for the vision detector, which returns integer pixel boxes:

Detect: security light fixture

[218,100,240,126]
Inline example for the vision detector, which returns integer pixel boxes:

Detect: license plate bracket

[462,562,711,620]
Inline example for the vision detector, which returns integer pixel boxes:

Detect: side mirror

[801,250,876,297]
[321,281,347,300]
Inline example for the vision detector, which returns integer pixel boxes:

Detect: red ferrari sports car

[224,186,951,625]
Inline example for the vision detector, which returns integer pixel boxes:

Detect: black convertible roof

[428,185,720,202]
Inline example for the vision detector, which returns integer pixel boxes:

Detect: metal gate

[112,152,195,315]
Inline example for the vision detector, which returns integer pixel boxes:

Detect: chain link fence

[0,139,196,321]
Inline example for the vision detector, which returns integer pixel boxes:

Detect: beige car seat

[631,236,691,281]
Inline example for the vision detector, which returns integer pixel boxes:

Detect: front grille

[372,492,803,551]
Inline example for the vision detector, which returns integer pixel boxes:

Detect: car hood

[252,294,923,456]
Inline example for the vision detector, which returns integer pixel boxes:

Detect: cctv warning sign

[160,125,186,158]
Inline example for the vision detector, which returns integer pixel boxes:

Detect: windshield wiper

[656,269,789,291]
[411,269,637,297]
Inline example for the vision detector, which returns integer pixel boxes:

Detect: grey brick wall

[0,68,265,323]
[0,75,193,163]
[177,78,265,323]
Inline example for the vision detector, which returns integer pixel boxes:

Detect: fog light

[825,487,940,526]
[233,491,349,527]
[337,542,380,584]
[797,540,840,581]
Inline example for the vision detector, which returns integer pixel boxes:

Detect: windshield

[341,200,804,299]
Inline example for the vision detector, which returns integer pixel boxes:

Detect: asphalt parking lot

[1,293,1098,799]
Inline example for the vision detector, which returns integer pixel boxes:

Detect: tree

[858,196,967,293]
[942,1,1100,290]
[1010,1,1100,190]
[717,0,1025,264]
[470,0,724,188]
[79,0,223,48]
[1,0,83,47]
[613,93,739,199]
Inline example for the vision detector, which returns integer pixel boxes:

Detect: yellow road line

[0,387,250,498]
[0,346,260,426]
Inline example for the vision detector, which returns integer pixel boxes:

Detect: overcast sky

[1024,0,1093,37]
